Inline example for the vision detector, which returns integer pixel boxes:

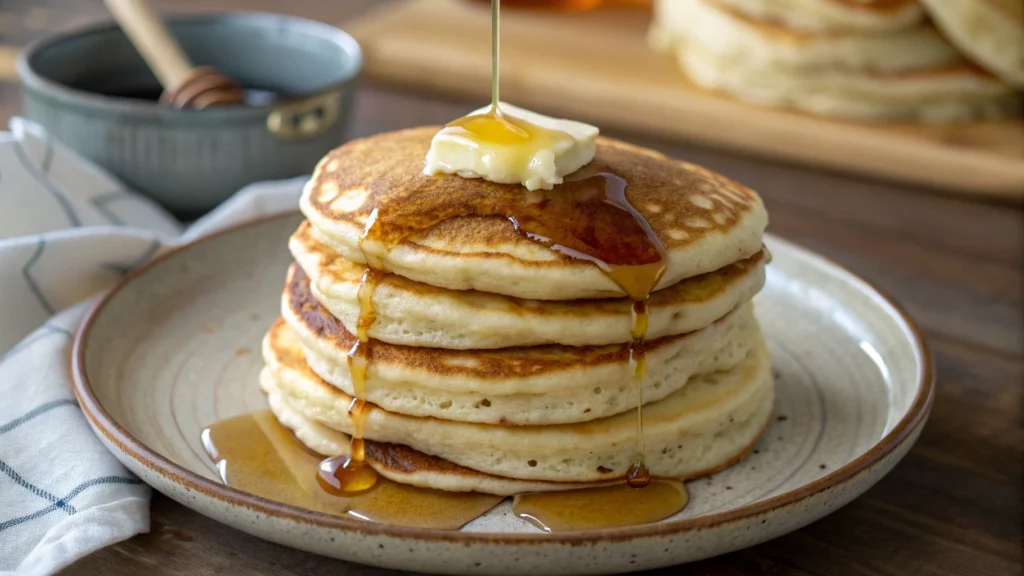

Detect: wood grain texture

[0,0,1018,574]
[348,0,1024,199]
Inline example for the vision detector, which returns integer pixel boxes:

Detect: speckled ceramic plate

[72,212,933,575]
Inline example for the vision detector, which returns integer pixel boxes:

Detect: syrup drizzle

[442,0,575,170]
[491,0,501,109]
[319,222,387,493]
[627,299,651,488]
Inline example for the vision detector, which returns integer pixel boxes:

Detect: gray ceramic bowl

[17,12,362,217]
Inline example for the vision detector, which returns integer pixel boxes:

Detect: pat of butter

[423,103,599,191]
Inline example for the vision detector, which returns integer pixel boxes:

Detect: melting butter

[424,103,599,191]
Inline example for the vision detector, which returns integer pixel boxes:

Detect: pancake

[262,319,774,485]
[291,221,766,349]
[921,0,1024,87]
[711,0,925,33]
[281,266,758,425]
[652,0,1019,122]
[677,43,1019,122]
[266,382,759,496]
[300,128,768,301]
[263,375,605,495]
[650,0,959,73]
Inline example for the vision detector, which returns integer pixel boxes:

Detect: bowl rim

[16,11,363,114]
[71,211,936,544]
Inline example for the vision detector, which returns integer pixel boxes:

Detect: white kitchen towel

[0,118,305,576]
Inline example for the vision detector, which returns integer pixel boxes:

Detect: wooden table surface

[2,1,1021,574]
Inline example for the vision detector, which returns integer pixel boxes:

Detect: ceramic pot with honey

[17,12,362,217]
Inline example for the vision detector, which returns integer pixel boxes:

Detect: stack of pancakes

[649,0,1022,122]
[260,127,772,495]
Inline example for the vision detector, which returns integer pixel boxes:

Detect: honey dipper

[104,0,244,109]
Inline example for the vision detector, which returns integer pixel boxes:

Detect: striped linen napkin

[0,117,305,575]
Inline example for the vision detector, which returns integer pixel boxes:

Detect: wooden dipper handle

[104,0,195,93]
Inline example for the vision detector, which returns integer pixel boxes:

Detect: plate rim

[71,210,935,544]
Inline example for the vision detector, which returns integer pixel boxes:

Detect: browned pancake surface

[305,127,762,258]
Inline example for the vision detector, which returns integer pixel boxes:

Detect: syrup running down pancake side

[316,266,384,495]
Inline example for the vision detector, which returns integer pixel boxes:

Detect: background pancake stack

[260,126,773,496]
[649,0,1023,121]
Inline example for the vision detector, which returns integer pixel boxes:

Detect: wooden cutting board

[348,0,1024,199]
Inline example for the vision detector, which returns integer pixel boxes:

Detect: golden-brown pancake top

[304,127,763,259]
